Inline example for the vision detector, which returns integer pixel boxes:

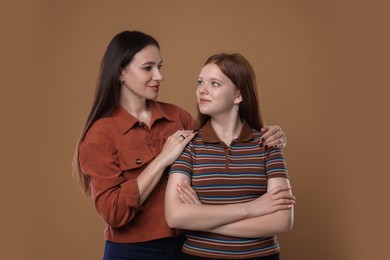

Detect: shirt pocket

[117,147,154,172]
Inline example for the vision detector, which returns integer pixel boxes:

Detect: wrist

[238,202,252,219]
[154,153,171,170]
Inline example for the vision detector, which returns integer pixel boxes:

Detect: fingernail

[259,143,263,148]
[261,138,265,142]
[265,145,268,149]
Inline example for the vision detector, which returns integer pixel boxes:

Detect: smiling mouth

[199,98,210,104]
[149,85,160,91]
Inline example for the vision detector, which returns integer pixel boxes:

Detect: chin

[199,107,208,114]
[199,109,213,117]
[148,93,159,100]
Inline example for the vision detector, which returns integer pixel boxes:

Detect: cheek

[225,91,237,101]
[214,90,230,100]
[129,70,147,82]
[218,93,236,107]
[196,89,201,98]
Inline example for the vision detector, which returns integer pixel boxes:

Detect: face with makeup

[196,63,242,117]
[120,45,164,101]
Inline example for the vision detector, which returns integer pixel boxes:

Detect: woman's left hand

[260,125,287,149]
[177,180,201,204]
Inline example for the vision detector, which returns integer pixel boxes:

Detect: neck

[120,95,151,126]
[210,113,243,145]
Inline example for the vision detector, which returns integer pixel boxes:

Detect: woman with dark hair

[74,31,287,259]
[165,53,295,260]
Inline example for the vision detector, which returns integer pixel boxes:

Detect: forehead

[132,45,162,64]
[200,63,225,78]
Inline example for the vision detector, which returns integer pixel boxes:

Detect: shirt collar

[111,100,174,135]
[201,119,254,143]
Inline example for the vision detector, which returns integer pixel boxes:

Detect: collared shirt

[170,120,288,259]
[79,100,194,243]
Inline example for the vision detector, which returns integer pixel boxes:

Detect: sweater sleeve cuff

[120,179,140,208]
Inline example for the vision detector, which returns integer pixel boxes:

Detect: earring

[235,104,239,111]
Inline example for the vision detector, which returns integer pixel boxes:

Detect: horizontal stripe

[170,126,287,258]
[183,242,279,255]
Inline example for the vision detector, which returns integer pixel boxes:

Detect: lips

[198,98,211,104]
[148,85,160,92]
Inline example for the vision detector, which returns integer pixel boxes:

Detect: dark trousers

[183,252,280,260]
[103,235,185,260]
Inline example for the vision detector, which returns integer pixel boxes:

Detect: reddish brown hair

[196,53,264,131]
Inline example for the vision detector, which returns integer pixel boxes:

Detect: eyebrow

[209,77,223,82]
[142,60,163,66]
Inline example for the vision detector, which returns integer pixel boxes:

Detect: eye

[197,79,203,85]
[212,81,221,87]
[158,64,163,70]
[143,66,152,71]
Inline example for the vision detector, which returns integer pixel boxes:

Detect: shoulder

[155,101,194,128]
[88,117,117,134]
[155,101,191,115]
[81,117,117,148]
[251,128,263,142]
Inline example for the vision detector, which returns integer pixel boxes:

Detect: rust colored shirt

[79,100,194,243]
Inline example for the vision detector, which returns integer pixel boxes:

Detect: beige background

[1,0,389,259]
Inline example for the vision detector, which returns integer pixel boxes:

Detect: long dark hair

[196,53,264,131]
[73,31,160,195]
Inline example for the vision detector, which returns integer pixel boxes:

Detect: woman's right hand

[247,186,296,217]
[177,180,202,204]
[158,130,196,167]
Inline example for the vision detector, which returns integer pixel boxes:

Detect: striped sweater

[169,120,288,259]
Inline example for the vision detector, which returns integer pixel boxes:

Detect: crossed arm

[165,173,295,237]
[205,177,294,238]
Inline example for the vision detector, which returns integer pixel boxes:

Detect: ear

[119,68,127,82]
[234,91,243,105]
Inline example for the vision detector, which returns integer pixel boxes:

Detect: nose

[153,68,164,82]
[198,84,208,95]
